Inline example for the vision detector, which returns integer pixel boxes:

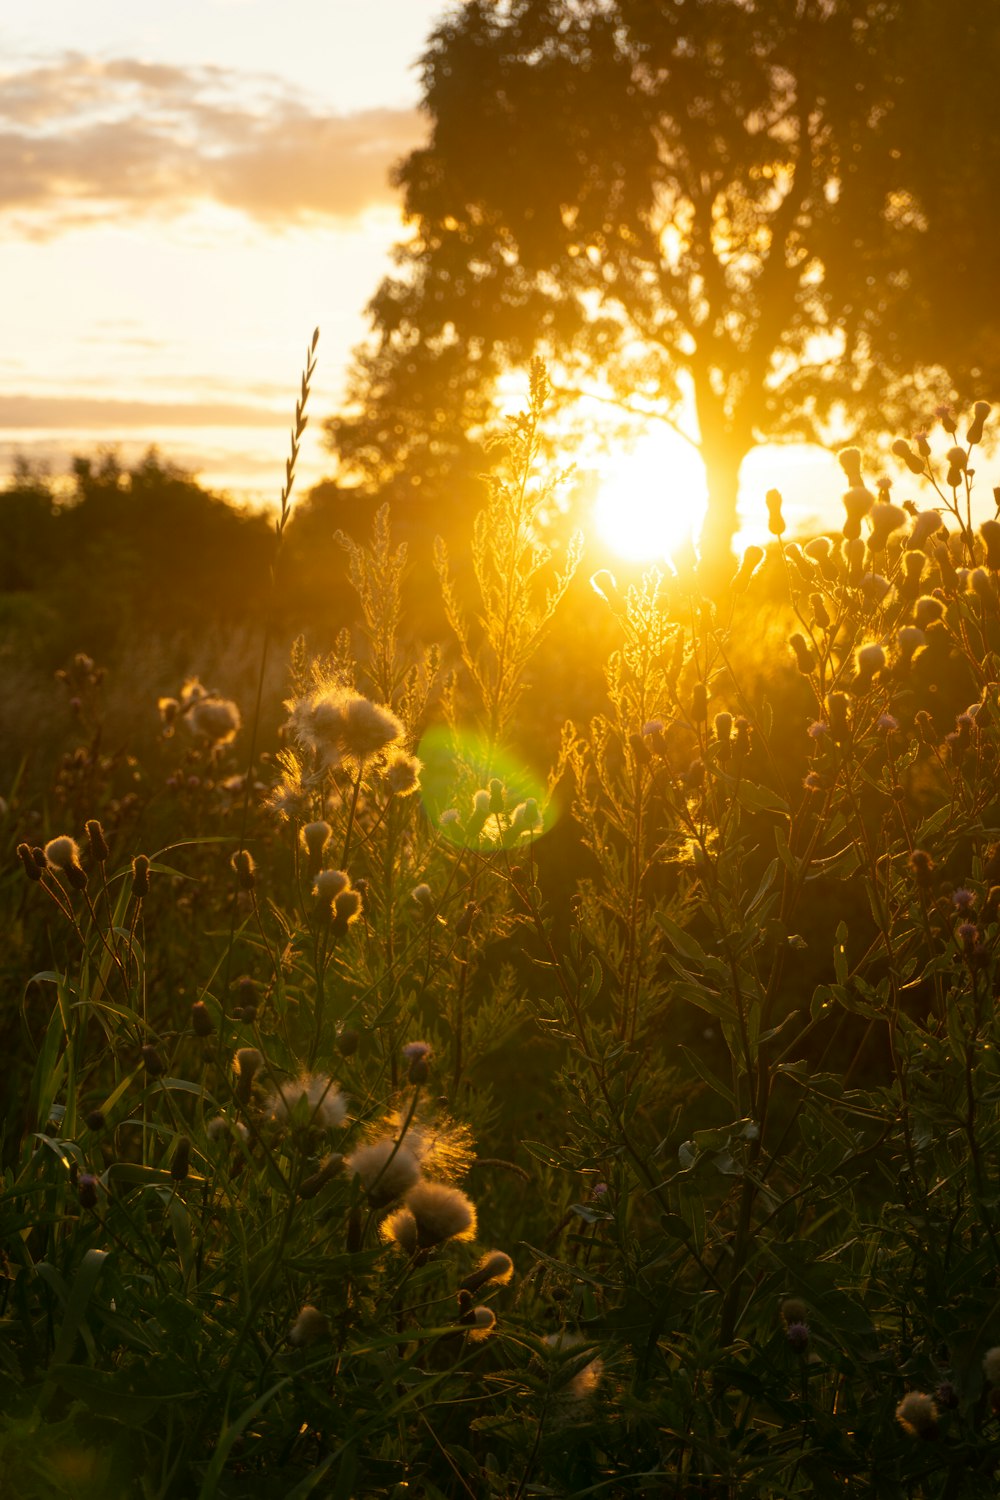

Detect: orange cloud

[0,53,424,233]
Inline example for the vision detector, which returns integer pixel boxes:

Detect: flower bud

[85,819,109,863]
[765,489,785,536]
[230,848,255,892]
[131,854,150,899]
[170,1137,191,1181]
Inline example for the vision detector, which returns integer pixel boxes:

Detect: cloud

[0,53,424,234]
[0,393,287,428]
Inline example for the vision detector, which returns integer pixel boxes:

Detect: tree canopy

[328,0,1000,576]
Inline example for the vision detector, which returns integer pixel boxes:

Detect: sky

[0,0,447,499]
[0,0,881,551]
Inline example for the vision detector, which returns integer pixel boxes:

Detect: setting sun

[592,427,709,563]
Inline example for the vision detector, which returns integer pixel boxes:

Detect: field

[2,363,1000,1498]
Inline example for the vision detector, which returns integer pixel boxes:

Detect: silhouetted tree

[328,0,1000,579]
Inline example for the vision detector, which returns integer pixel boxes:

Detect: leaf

[734,781,789,817]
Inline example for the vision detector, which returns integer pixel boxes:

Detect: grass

[2,367,1000,1497]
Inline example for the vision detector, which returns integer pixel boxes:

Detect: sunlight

[592,428,708,563]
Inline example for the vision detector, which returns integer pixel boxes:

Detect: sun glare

[592,429,708,563]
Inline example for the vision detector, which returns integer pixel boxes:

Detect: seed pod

[131,855,150,899]
[141,1044,166,1077]
[85,819,109,863]
[17,843,42,882]
[231,848,255,892]
[191,1001,214,1037]
[766,489,785,536]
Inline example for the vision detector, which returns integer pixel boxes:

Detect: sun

[592,428,708,563]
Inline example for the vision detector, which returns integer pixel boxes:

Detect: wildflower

[936,405,957,434]
[842,485,875,541]
[914,595,944,629]
[895,1391,938,1439]
[936,1381,959,1410]
[230,848,255,892]
[980,519,1000,569]
[346,1138,421,1204]
[788,633,816,675]
[313,868,350,907]
[466,789,492,839]
[803,772,824,793]
[234,1047,263,1104]
[867,503,907,553]
[411,883,435,919]
[509,798,542,838]
[267,1074,347,1132]
[828,693,850,742]
[810,592,831,628]
[141,1045,165,1077]
[404,1180,477,1247]
[85,819,109,863]
[786,1321,810,1354]
[838,446,864,486]
[78,1173,99,1210]
[289,1305,330,1347]
[766,488,785,536]
[460,1250,514,1293]
[957,921,979,950]
[336,1028,360,1057]
[455,901,478,936]
[440,808,461,828]
[131,855,150,899]
[908,510,943,549]
[967,400,992,445]
[914,430,932,456]
[464,1306,496,1342]
[908,849,936,888]
[16,843,42,882]
[731,544,764,590]
[691,682,708,721]
[384,750,422,796]
[804,536,837,581]
[714,711,733,742]
[342,696,403,758]
[191,1001,214,1037]
[877,713,899,733]
[207,1114,248,1146]
[807,720,829,740]
[488,778,505,813]
[855,643,886,679]
[301,821,331,869]
[780,1297,808,1324]
[380,1205,419,1254]
[892,437,925,475]
[861,572,892,605]
[897,625,925,656]
[45,835,88,891]
[983,1346,1000,1384]
[158,695,180,734]
[969,568,998,611]
[332,887,363,934]
[403,1040,432,1085]
[952,888,975,913]
[188,697,241,745]
[843,535,866,581]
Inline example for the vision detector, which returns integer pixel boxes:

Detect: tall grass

[3,373,1000,1498]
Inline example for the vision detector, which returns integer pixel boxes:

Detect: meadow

[3,359,1000,1498]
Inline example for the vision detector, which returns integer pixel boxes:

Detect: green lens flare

[416,725,556,846]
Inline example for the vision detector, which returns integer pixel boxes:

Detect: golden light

[591,427,708,563]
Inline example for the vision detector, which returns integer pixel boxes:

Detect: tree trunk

[698,445,744,592]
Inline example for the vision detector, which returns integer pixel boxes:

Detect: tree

[328,0,1000,579]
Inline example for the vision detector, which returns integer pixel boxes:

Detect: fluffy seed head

[188,697,241,745]
[313,869,350,905]
[855,643,886,676]
[895,1391,938,1438]
[384,750,422,795]
[301,821,331,862]
[234,1047,263,1083]
[465,1306,497,1342]
[380,1206,419,1255]
[346,1138,421,1204]
[404,1180,477,1247]
[268,1074,347,1132]
[461,1250,514,1293]
[230,848,255,891]
[289,1305,330,1347]
[44,835,82,873]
